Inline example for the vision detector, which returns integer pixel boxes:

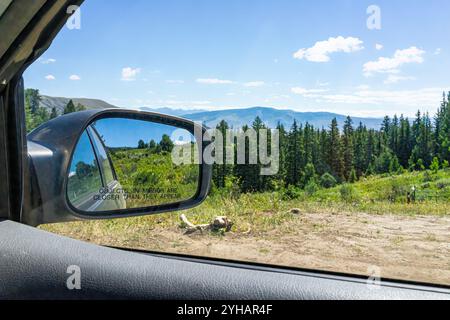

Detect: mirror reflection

[67,117,200,213]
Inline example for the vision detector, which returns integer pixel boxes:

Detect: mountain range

[181,107,382,130]
[39,95,383,130]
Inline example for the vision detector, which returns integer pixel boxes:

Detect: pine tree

[160,134,174,152]
[234,125,255,192]
[381,115,391,148]
[33,107,50,128]
[285,120,303,186]
[25,99,34,132]
[138,140,146,149]
[148,139,157,151]
[389,114,399,155]
[275,122,287,183]
[303,123,314,166]
[25,89,41,113]
[318,128,330,175]
[410,112,434,169]
[354,122,367,178]
[213,120,231,189]
[366,129,376,169]
[63,99,77,114]
[327,118,344,181]
[50,107,58,119]
[342,116,354,181]
[436,92,450,163]
[398,115,412,168]
[76,103,87,112]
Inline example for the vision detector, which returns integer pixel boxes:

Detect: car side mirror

[24,109,212,226]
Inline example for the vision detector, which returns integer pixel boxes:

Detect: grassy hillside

[39,95,119,114]
[292,169,450,216]
[45,168,450,237]
[109,148,199,208]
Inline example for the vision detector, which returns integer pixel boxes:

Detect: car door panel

[0,220,448,300]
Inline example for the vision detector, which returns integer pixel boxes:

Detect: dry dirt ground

[51,211,450,286]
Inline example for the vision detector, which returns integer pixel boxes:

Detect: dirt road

[58,211,449,286]
[42,211,450,286]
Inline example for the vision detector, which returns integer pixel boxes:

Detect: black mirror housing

[24,109,212,226]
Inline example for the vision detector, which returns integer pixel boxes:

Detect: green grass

[110,148,199,208]
[301,169,450,216]
[43,169,450,241]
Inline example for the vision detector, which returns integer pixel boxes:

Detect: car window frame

[87,125,117,187]
[67,129,104,208]
[2,0,448,296]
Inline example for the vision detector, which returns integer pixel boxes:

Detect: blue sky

[93,118,192,148]
[24,0,450,118]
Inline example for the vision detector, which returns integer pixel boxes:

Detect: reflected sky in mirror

[92,118,193,148]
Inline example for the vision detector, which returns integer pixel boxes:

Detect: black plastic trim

[25,108,212,225]
[111,246,450,293]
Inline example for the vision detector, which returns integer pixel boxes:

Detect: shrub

[349,168,358,183]
[423,170,436,183]
[305,180,319,196]
[320,173,337,189]
[339,184,357,203]
[443,160,449,170]
[389,156,402,174]
[224,176,241,199]
[387,178,408,202]
[303,163,316,185]
[283,185,302,200]
[374,151,401,174]
[417,159,425,171]
[133,169,160,185]
[430,157,440,174]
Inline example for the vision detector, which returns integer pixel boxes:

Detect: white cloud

[294,87,445,111]
[243,81,265,87]
[375,44,383,50]
[269,94,291,100]
[166,80,185,84]
[41,58,56,64]
[363,46,425,76]
[291,87,329,97]
[45,75,55,80]
[196,78,233,84]
[434,48,442,55]
[384,75,415,84]
[69,74,81,81]
[166,100,211,105]
[139,99,212,110]
[293,36,364,62]
[121,67,141,81]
